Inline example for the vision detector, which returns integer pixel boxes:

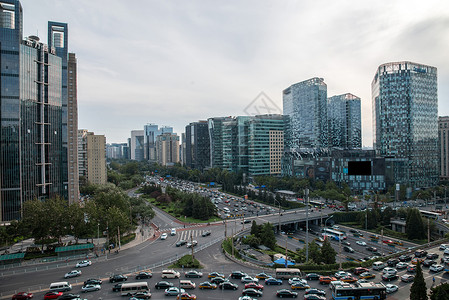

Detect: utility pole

[305,188,309,263]
[231,229,234,257]
[285,236,288,269]
[339,236,342,270]
[428,218,431,245]
[118,226,121,249]
[191,232,194,262]
[224,219,227,238]
[97,223,100,249]
[380,228,384,257]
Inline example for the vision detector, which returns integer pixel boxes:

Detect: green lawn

[147,198,221,223]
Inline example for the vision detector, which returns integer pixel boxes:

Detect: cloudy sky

[22,0,449,146]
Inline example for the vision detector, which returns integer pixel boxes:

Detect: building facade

[78,130,106,185]
[439,116,449,181]
[106,143,129,159]
[67,53,78,203]
[185,121,210,171]
[372,61,438,189]
[208,117,234,169]
[327,93,361,149]
[130,130,144,161]
[156,133,180,166]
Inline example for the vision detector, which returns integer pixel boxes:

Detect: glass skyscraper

[372,61,438,189]
[327,93,361,149]
[185,121,210,171]
[0,0,70,221]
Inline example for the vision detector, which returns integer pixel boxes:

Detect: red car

[12,292,33,299]
[354,267,369,275]
[44,291,63,299]
[244,282,264,290]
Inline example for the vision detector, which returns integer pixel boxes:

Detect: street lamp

[274,199,281,233]
[305,188,309,262]
[324,215,334,235]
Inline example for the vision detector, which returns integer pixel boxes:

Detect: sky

[22,0,449,146]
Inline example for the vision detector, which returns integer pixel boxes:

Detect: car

[305,273,321,280]
[161,233,168,240]
[430,264,445,272]
[334,271,350,279]
[12,293,34,300]
[242,288,263,297]
[356,241,367,246]
[58,294,81,300]
[44,291,63,299]
[239,297,258,300]
[210,276,227,284]
[255,272,270,279]
[265,277,283,285]
[132,291,152,299]
[354,267,369,275]
[241,276,259,284]
[383,239,394,244]
[383,267,398,275]
[185,270,203,278]
[288,277,307,285]
[412,257,425,265]
[423,259,437,267]
[401,274,415,282]
[186,240,198,248]
[198,282,217,289]
[81,284,101,293]
[305,288,326,296]
[319,276,336,284]
[444,248,449,255]
[291,282,311,290]
[177,292,196,300]
[276,289,298,298]
[201,231,211,237]
[75,260,92,268]
[165,287,185,296]
[155,281,174,289]
[112,283,124,292]
[341,240,351,246]
[399,254,412,262]
[396,262,408,269]
[84,279,102,285]
[219,281,239,290]
[341,276,357,283]
[385,284,398,294]
[359,272,375,279]
[407,265,417,273]
[382,273,398,281]
[387,258,399,267]
[366,246,378,252]
[440,244,449,251]
[245,283,264,290]
[343,246,354,253]
[109,274,128,283]
[303,295,326,300]
[171,228,176,236]
[427,253,439,260]
[64,270,82,279]
[415,250,428,257]
[136,271,153,279]
[176,240,187,247]
[208,271,225,278]
[231,271,248,279]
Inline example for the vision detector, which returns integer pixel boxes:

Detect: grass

[147,198,221,223]
[169,254,203,269]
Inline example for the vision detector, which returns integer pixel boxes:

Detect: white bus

[419,210,441,220]
[120,282,149,296]
[322,228,347,241]
[275,268,302,279]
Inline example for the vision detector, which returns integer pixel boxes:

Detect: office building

[185,121,210,171]
[208,117,234,169]
[144,124,173,161]
[0,0,77,221]
[78,130,107,185]
[328,93,361,149]
[156,133,180,166]
[106,143,129,159]
[67,53,79,203]
[130,130,144,161]
[439,116,449,181]
[372,61,438,188]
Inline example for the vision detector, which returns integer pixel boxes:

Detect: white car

[440,244,449,251]
[396,262,408,269]
[385,284,398,294]
[288,277,307,285]
[241,276,259,284]
[383,267,397,275]
[334,271,350,279]
[64,270,82,278]
[356,241,367,246]
[444,248,449,255]
[81,284,101,292]
[76,260,92,268]
[429,264,444,272]
[164,287,185,296]
[161,233,168,240]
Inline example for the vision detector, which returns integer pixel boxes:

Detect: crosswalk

[157,229,213,241]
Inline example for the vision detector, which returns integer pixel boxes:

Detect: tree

[259,223,276,249]
[430,283,449,300]
[320,238,337,264]
[250,221,259,235]
[406,208,426,240]
[410,262,428,300]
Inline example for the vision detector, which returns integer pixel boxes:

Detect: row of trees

[242,221,277,250]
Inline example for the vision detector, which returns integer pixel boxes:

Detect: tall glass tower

[372,61,438,188]
[328,93,361,149]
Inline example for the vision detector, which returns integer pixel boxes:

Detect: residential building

[156,133,180,166]
[0,0,75,221]
[185,121,210,171]
[439,116,449,181]
[78,130,106,185]
[327,93,361,149]
[372,61,438,188]
[130,130,144,161]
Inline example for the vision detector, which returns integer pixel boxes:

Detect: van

[180,280,196,289]
[372,261,386,271]
[170,228,176,236]
[49,281,72,292]
[162,269,180,279]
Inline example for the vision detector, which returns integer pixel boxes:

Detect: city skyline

[22,0,449,145]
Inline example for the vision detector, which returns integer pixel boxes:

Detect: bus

[419,210,442,220]
[322,228,347,241]
[275,268,302,279]
[309,200,325,208]
[331,282,386,300]
[120,282,149,296]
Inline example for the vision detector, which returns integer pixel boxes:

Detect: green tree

[250,221,259,235]
[410,262,427,300]
[406,208,426,240]
[320,238,337,264]
[430,283,449,300]
[259,223,276,249]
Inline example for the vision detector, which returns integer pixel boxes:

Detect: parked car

[109,274,127,283]
[423,259,437,267]
[185,270,203,278]
[276,289,298,298]
[64,270,81,279]
[407,265,417,273]
[427,253,439,260]
[75,260,92,268]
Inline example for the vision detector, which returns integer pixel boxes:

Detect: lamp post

[274,199,281,233]
[324,215,334,238]
[305,188,309,262]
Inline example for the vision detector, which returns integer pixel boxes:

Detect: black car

[112,283,124,292]
[176,240,187,247]
[185,270,203,278]
[343,246,354,253]
[136,272,152,279]
[219,282,238,290]
[231,271,248,279]
[84,278,102,285]
[242,288,263,297]
[132,291,152,299]
[342,241,351,246]
[423,259,437,267]
[155,281,174,289]
[366,246,377,252]
[382,273,398,281]
[202,231,211,237]
[415,250,428,258]
[211,277,226,284]
[109,274,128,283]
[399,254,412,262]
[387,258,399,267]
[427,253,439,260]
[59,294,81,300]
[276,289,298,298]
[305,273,321,281]
[305,288,326,296]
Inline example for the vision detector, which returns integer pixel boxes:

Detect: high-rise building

[372,61,438,188]
[0,0,76,221]
[156,133,180,166]
[78,130,106,185]
[328,93,361,149]
[130,130,144,161]
[185,121,210,171]
[283,77,328,151]
[439,116,449,182]
[67,53,78,203]
[143,124,173,161]
[106,143,129,159]
[208,117,234,169]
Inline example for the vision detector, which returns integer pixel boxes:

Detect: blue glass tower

[328,93,361,149]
